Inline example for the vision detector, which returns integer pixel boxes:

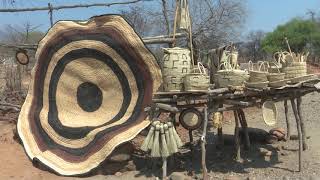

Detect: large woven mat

[17,15,162,175]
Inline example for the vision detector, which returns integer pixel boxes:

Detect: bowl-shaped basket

[267,73,285,82]
[262,101,277,126]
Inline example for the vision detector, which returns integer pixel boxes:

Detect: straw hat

[262,101,277,126]
[17,15,162,176]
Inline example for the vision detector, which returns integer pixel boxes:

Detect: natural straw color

[17,15,162,176]
[262,101,277,126]
[151,124,161,157]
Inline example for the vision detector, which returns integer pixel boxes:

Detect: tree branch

[0,0,144,12]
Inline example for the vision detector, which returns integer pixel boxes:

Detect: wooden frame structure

[151,79,320,179]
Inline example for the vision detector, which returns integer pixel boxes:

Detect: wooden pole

[297,97,308,150]
[284,100,291,139]
[172,0,179,47]
[0,0,142,12]
[48,3,53,27]
[233,110,241,162]
[201,106,208,180]
[238,109,250,150]
[290,98,303,172]
[188,130,194,176]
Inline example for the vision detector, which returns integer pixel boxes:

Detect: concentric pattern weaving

[17,15,162,175]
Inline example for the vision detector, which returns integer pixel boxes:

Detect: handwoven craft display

[17,15,162,175]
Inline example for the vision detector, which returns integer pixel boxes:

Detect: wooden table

[152,79,320,179]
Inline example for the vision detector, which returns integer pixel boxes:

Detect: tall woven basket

[162,47,192,91]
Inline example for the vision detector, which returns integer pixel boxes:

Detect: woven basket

[184,62,210,91]
[289,74,318,84]
[248,61,269,82]
[262,101,277,126]
[269,79,288,88]
[279,52,308,79]
[266,63,285,82]
[245,81,269,89]
[215,61,249,88]
[162,47,191,91]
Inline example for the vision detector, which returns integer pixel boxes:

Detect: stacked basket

[245,61,269,89]
[267,62,287,88]
[280,52,307,79]
[214,61,249,88]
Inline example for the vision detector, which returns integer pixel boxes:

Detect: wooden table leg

[188,130,195,176]
[217,127,224,146]
[201,106,208,180]
[290,98,302,172]
[284,100,291,140]
[297,97,308,150]
[238,109,250,150]
[233,110,241,162]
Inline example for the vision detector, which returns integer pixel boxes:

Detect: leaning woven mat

[17,15,162,176]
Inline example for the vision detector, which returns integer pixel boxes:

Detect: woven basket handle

[248,61,254,71]
[268,61,280,73]
[257,61,268,72]
[197,62,207,74]
[219,61,232,70]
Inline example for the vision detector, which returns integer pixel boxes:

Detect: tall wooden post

[201,106,208,180]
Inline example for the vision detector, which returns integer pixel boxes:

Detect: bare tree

[0,22,43,43]
[120,6,150,36]
[241,30,266,62]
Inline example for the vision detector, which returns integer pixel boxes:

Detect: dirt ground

[0,66,320,180]
[1,92,320,180]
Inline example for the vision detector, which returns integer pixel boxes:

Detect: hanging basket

[183,62,210,91]
[262,101,277,126]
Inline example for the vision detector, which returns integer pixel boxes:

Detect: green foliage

[261,18,320,53]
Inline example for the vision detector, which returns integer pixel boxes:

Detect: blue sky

[0,0,319,38]
[246,0,319,32]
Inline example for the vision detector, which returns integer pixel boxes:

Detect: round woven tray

[262,101,277,126]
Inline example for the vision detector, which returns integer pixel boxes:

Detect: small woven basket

[267,62,285,82]
[245,81,269,89]
[184,62,210,91]
[248,61,269,82]
[215,61,249,88]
